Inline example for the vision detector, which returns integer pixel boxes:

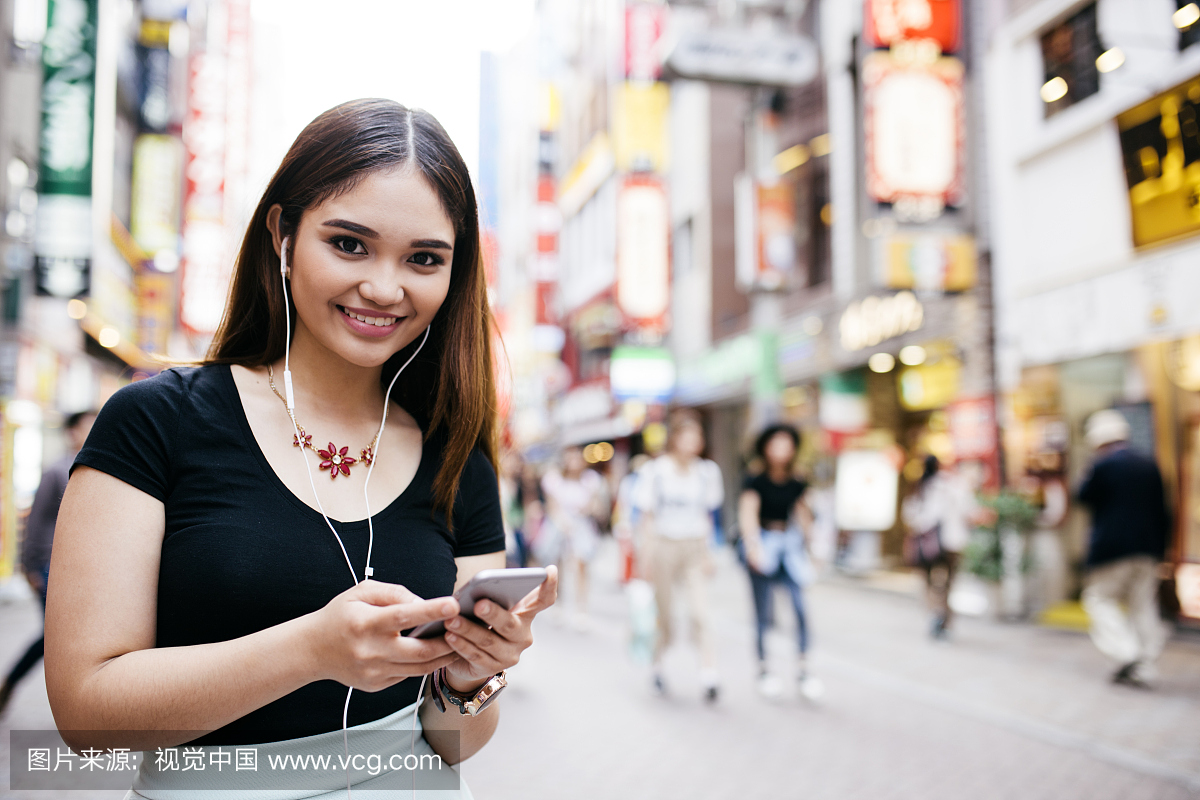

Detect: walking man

[1078,409,1171,688]
[0,410,94,715]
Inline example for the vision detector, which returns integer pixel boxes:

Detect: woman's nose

[358,274,406,307]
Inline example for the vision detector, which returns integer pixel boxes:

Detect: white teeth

[341,307,398,326]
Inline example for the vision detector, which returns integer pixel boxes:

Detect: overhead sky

[246,0,535,211]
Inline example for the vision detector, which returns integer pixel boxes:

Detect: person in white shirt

[542,446,605,629]
[634,409,724,701]
[902,455,979,639]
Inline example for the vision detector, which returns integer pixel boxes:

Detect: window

[1040,3,1102,118]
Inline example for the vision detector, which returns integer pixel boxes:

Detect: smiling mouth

[338,306,402,327]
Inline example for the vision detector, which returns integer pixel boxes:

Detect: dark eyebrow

[321,219,379,237]
[410,239,453,250]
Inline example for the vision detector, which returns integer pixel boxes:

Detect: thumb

[351,579,419,608]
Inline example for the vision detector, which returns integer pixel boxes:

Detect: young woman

[44,99,558,797]
[738,424,821,699]
[633,410,724,702]
[902,454,977,639]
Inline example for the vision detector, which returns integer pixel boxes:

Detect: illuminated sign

[879,233,975,291]
[613,82,670,173]
[1117,75,1200,248]
[863,52,965,215]
[616,178,669,328]
[610,346,674,402]
[625,4,667,82]
[864,0,960,53]
[839,291,924,351]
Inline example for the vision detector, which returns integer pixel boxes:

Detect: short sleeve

[705,460,724,510]
[73,370,186,502]
[452,448,505,557]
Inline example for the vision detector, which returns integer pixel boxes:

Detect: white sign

[835,450,899,531]
[667,28,819,87]
[616,182,669,322]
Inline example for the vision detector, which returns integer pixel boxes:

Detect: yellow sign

[1117,75,1200,247]
[612,81,670,173]
[898,357,961,411]
[882,234,976,291]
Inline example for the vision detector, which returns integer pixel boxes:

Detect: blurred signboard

[616,178,669,329]
[610,346,675,402]
[135,271,174,354]
[863,53,965,209]
[625,4,666,82]
[130,134,183,255]
[36,0,99,298]
[879,233,975,291]
[947,396,996,460]
[839,291,924,351]
[756,183,797,290]
[667,28,819,87]
[898,357,961,411]
[613,82,670,173]
[834,450,899,531]
[1117,74,1200,248]
[864,0,960,53]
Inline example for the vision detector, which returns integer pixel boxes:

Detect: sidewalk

[460,542,1200,800]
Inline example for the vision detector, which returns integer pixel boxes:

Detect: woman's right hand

[306,580,461,692]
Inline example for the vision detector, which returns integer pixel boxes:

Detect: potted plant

[962,490,1039,618]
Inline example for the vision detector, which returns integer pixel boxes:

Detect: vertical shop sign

[864,0,960,53]
[130,134,183,254]
[616,178,669,330]
[625,4,666,81]
[863,52,964,214]
[35,0,98,298]
[612,82,670,173]
[756,182,797,290]
[179,49,227,334]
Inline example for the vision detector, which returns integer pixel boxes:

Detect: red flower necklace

[268,365,379,480]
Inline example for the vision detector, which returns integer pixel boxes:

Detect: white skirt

[122,698,474,799]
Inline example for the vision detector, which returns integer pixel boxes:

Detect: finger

[377,596,460,634]
[446,614,520,653]
[515,566,559,615]
[352,580,420,608]
[390,635,456,662]
[470,600,522,639]
[444,630,505,673]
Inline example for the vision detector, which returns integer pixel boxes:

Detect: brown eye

[331,236,366,255]
[410,252,444,267]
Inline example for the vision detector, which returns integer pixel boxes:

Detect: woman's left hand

[441,566,559,692]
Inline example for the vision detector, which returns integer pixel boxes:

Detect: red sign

[864,0,960,53]
[948,396,1000,489]
[756,182,796,290]
[625,4,666,81]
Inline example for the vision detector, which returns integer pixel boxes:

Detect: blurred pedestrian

[0,410,95,716]
[542,446,605,629]
[613,453,651,582]
[739,423,823,700]
[517,461,548,565]
[499,450,528,568]
[1078,409,1170,688]
[634,409,724,701]
[902,454,978,639]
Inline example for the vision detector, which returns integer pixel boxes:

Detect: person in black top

[1078,409,1170,688]
[44,100,558,789]
[737,424,822,700]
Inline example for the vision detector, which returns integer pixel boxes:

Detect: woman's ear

[265,204,284,259]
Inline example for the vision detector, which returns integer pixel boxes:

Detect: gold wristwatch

[432,668,507,716]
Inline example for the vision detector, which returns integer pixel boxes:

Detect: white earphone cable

[277,236,432,799]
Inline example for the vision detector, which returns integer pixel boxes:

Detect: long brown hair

[206,98,498,525]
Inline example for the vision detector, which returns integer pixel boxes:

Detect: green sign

[39,0,98,197]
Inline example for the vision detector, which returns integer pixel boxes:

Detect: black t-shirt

[72,365,504,745]
[742,472,808,526]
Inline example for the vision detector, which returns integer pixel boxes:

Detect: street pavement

[2,541,1199,799]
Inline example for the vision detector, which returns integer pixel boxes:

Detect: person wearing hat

[1077,409,1171,688]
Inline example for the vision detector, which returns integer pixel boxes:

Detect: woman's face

[764,432,796,468]
[671,424,705,459]
[275,165,456,368]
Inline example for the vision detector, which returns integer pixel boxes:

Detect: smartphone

[406,567,548,639]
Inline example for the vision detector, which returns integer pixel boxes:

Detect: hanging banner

[863,52,965,212]
[756,182,797,290]
[616,178,669,330]
[35,0,99,298]
[879,233,976,291]
[863,0,960,53]
[612,82,670,174]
